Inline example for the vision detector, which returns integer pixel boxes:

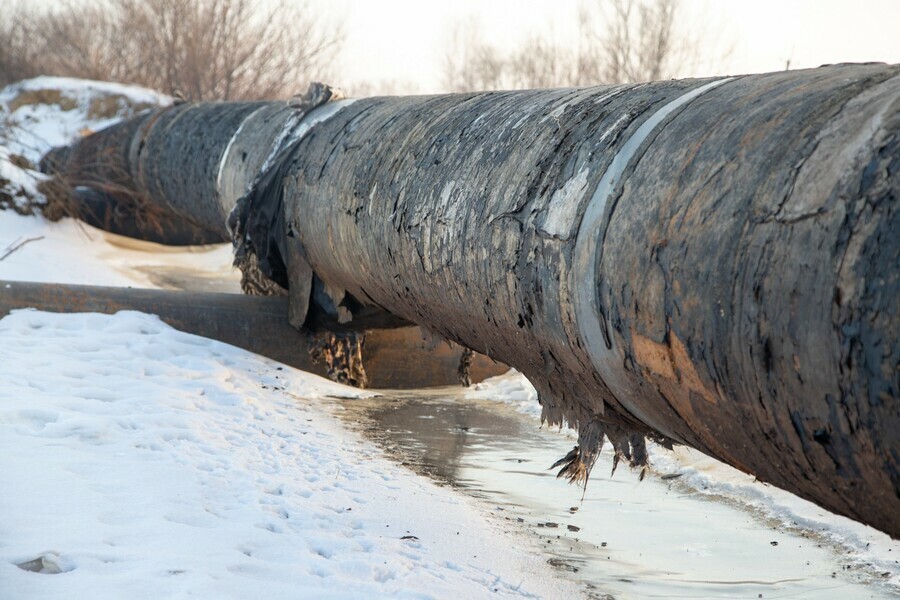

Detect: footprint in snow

[15,553,73,574]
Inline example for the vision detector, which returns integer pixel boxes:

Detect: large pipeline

[41,65,900,537]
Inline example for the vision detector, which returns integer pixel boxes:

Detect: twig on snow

[0,235,44,261]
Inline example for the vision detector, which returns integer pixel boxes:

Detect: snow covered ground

[0,309,582,599]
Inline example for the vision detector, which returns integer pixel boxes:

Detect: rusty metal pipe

[0,280,505,388]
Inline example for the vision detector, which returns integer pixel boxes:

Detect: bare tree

[0,0,342,101]
[0,3,45,86]
[507,35,576,90]
[37,3,128,83]
[594,0,685,83]
[442,0,707,92]
[442,21,507,93]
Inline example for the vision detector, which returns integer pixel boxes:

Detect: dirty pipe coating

[277,66,899,536]
[46,65,900,536]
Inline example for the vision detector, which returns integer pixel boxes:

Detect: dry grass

[86,95,156,121]
[6,89,78,112]
[37,142,178,243]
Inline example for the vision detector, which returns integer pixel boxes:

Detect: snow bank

[0,310,580,599]
[0,76,171,213]
[466,370,541,420]
[0,210,237,289]
[0,76,171,165]
[649,446,900,587]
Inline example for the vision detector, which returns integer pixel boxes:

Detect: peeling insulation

[309,331,368,389]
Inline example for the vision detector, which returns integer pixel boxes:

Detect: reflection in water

[136,265,242,293]
[335,391,895,600]
[349,396,527,483]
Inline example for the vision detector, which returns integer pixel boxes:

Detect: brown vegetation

[0,0,341,101]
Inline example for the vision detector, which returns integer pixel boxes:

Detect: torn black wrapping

[228,83,341,318]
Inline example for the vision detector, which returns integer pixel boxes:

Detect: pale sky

[311,0,900,93]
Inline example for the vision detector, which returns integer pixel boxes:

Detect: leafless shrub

[443,24,579,92]
[0,0,342,101]
[508,35,575,90]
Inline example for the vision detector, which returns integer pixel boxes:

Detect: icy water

[333,390,896,600]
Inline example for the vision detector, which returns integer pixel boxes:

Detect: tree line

[0,0,708,99]
[0,0,341,101]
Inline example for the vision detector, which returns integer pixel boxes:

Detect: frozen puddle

[333,391,898,599]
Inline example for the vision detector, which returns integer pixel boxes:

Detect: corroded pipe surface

[278,65,899,536]
[41,65,900,536]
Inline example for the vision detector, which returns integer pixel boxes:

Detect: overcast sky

[312,0,900,93]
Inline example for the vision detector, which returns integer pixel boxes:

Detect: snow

[0,210,581,598]
[0,210,237,289]
[467,370,541,420]
[0,310,578,599]
[0,146,46,209]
